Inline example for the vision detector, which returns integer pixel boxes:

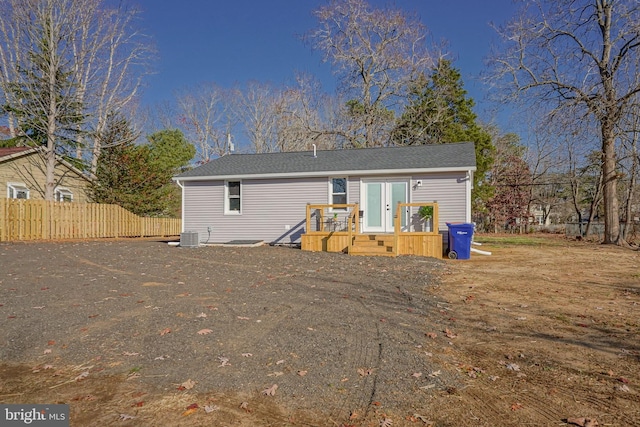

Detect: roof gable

[175,142,476,181]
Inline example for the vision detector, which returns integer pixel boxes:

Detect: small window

[7,183,29,199]
[331,177,347,208]
[55,187,73,202]
[225,181,241,214]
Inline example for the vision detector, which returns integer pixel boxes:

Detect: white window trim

[7,183,30,200]
[224,180,242,215]
[55,187,73,202]
[329,177,348,211]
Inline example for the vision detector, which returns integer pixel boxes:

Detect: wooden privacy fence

[0,199,181,242]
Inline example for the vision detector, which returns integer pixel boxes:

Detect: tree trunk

[45,3,57,202]
[601,120,621,244]
[622,134,638,241]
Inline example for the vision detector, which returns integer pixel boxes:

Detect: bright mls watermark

[1,405,69,426]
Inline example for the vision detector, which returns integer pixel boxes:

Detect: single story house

[1,147,91,202]
[173,142,476,256]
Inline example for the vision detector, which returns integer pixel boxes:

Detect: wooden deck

[300,202,443,258]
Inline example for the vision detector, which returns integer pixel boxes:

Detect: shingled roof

[0,147,33,160]
[175,142,476,181]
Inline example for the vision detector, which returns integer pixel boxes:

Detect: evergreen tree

[392,60,495,209]
[89,118,195,216]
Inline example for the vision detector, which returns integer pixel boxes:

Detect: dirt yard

[0,235,638,426]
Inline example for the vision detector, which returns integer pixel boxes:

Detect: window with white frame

[225,180,241,214]
[330,177,347,208]
[7,183,29,199]
[55,187,73,202]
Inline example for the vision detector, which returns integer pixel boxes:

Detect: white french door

[362,179,409,233]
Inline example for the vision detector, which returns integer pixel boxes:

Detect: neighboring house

[0,147,91,202]
[173,142,476,247]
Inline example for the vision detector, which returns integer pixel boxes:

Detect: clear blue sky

[141,0,518,128]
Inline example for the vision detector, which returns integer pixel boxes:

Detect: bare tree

[490,0,640,245]
[175,83,234,163]
[233,81,281,154]
[0,0,153,198]
[306,0,441,147]
[274,73,340,151]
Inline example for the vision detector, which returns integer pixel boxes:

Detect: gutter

[172,166,478,183]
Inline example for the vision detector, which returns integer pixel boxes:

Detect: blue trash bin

[446,223,474,260]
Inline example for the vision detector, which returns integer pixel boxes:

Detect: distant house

[0,147,91,202]
[173,143,476,250]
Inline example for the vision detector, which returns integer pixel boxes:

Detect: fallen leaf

[197,329,213,335]
[75,371,89,381]
[186,403,199,410]
[380,418,393,427]
[181,408,197,416]
[412,372,422,378]
[510,403,523,411]
[297,370,308,376]
[506,363,520,371]
[411,413,433,424]
[239,401,250,412]
[43,349,52,354]
[204,405,219,413]
[159,328,171,336]
[47,340,56,346]
[276,359,285,365]
[426,332,437,339]
[262,384,278,396]
[131,401,144,407]
[218,357,231,367]
[178,379,195,390]
[566,417,599,427]
[196,313,207,318]
[444,328,457,338]
[357,368,373,377]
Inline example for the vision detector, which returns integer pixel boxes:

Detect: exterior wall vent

[180,231,199,248]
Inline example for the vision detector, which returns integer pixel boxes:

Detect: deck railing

[302,201,442,257]
[394,202,440,256]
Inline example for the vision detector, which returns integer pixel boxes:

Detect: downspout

[466,170,473,223]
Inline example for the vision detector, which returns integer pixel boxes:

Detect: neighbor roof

[0,147,33,160]
[174,142,476,181]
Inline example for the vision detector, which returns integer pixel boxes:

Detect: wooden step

[349,245,395,256]
[349,234,395,256]
[353,235,394,244]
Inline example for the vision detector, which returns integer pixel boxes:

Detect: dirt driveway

[0,236,638,426]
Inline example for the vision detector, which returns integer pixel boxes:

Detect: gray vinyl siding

[183,177,330,244]
[182,171,469,245]
[411,171,469,231]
